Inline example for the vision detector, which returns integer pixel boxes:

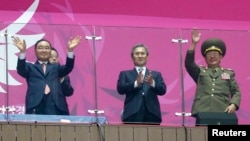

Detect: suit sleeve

[17,58,29,78]
[59,56,75,78]
[117,71,138,94]
[61,76,74,97]
[153,72,167,95]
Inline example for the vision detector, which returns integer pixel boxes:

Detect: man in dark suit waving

[13,36,81,115]
[117,43,167,125]
[49,47,74,115]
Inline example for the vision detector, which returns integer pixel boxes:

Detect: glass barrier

[0,23,249,126]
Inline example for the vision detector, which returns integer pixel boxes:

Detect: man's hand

[224,104,237,113]
[68,35,82,52]
[188,28,201,51]
[12,36,26,53]
[145,71,153,86]
[191,28,201,44]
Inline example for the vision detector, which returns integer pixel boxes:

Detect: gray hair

[130,43,149,57]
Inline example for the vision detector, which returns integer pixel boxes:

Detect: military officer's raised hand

[188,28,201,51]
[191,28,201,45]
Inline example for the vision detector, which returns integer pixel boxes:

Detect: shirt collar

[135,66,146,72]
[38,60,48,64]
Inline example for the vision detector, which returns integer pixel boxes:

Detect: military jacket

[185,50,241,115]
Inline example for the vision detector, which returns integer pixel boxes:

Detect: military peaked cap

[201,38,226,57]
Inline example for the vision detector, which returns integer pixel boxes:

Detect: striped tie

[138,67,144,80]
[138,67,143,73]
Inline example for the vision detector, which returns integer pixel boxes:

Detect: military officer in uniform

[185,29,241,117]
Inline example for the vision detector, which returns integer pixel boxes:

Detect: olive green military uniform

[185,50,241,116]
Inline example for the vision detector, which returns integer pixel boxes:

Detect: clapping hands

[145,71,153,86]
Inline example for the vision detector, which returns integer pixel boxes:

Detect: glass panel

[0,23,249,126]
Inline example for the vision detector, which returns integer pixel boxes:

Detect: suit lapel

[44,63,52,76]
[35,61,45,75]
[132,68,138,77]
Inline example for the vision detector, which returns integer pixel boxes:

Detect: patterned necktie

[138,67,144,79]
[138,67,143,73]
[42,63,50,95]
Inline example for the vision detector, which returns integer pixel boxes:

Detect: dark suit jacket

[117,68,167,122]
[61,76,74,97]
[17,57,74,114]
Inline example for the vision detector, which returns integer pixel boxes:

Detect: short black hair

[34,39,52,49]
[50,47,59,57]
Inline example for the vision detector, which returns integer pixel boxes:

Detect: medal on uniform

[221,73,230,80]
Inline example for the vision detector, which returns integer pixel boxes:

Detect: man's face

[205,51,223,67]
[49,50,59,64]
[35,41,51,62]
[132,47,148,67]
